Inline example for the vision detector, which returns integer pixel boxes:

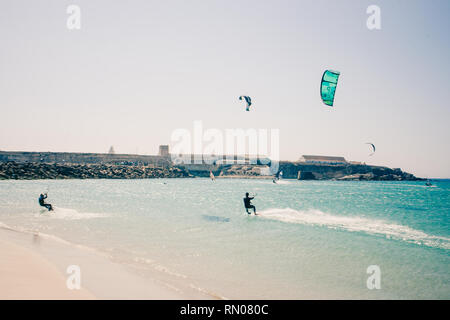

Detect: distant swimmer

[38,193,53,211]
[243,192,257,215]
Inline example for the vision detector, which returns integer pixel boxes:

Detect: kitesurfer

[243,192,257,215]
[38,193,53,211]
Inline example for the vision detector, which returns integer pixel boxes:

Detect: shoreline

[0,226,217,300]
[0,160,423,181]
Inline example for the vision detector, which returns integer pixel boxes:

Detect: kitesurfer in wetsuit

[243,192,257,215]
[38,193,53,211]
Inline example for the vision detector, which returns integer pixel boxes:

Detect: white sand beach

[0,238,94,299]
[0,227,213,300]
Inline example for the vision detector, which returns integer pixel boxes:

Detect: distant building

[299,155,347,164]
[108,146,115,154]
[169,153,272,166]
[159,145,169,157]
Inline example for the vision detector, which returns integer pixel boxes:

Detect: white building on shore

[298,155,347,164]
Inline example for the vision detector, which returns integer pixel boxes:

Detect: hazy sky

[1,0,449,177]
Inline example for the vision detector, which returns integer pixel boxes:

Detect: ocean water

[0,178,449,299]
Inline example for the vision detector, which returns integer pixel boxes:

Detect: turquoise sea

[0,179,449,299]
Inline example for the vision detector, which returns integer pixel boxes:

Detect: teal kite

[320,70,340,106]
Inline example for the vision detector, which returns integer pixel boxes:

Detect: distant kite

[320,70,340,106]
[366,143,376,156]
[239,96,252,111]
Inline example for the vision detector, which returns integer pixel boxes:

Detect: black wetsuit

[38,194,53,211]
[243,196,256,214]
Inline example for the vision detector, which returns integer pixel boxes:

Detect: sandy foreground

[0,227,212,300]
[0,239,94,299]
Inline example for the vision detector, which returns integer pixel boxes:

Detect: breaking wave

[258,208,450,250]
[37,207,109,220]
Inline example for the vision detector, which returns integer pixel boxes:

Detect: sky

[0,0,449,178]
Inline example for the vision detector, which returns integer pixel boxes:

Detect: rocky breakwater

[177,162,422,181]
[278,162,422,181]
[0,162,191,180]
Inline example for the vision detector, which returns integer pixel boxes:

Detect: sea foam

[258,208,450,250]
[38,207,109,220]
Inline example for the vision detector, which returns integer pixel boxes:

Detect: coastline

[0,151,423,181]
[0,160,422,181]
[0,226,216,300]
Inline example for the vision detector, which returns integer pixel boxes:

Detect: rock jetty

[0,162,190,180]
